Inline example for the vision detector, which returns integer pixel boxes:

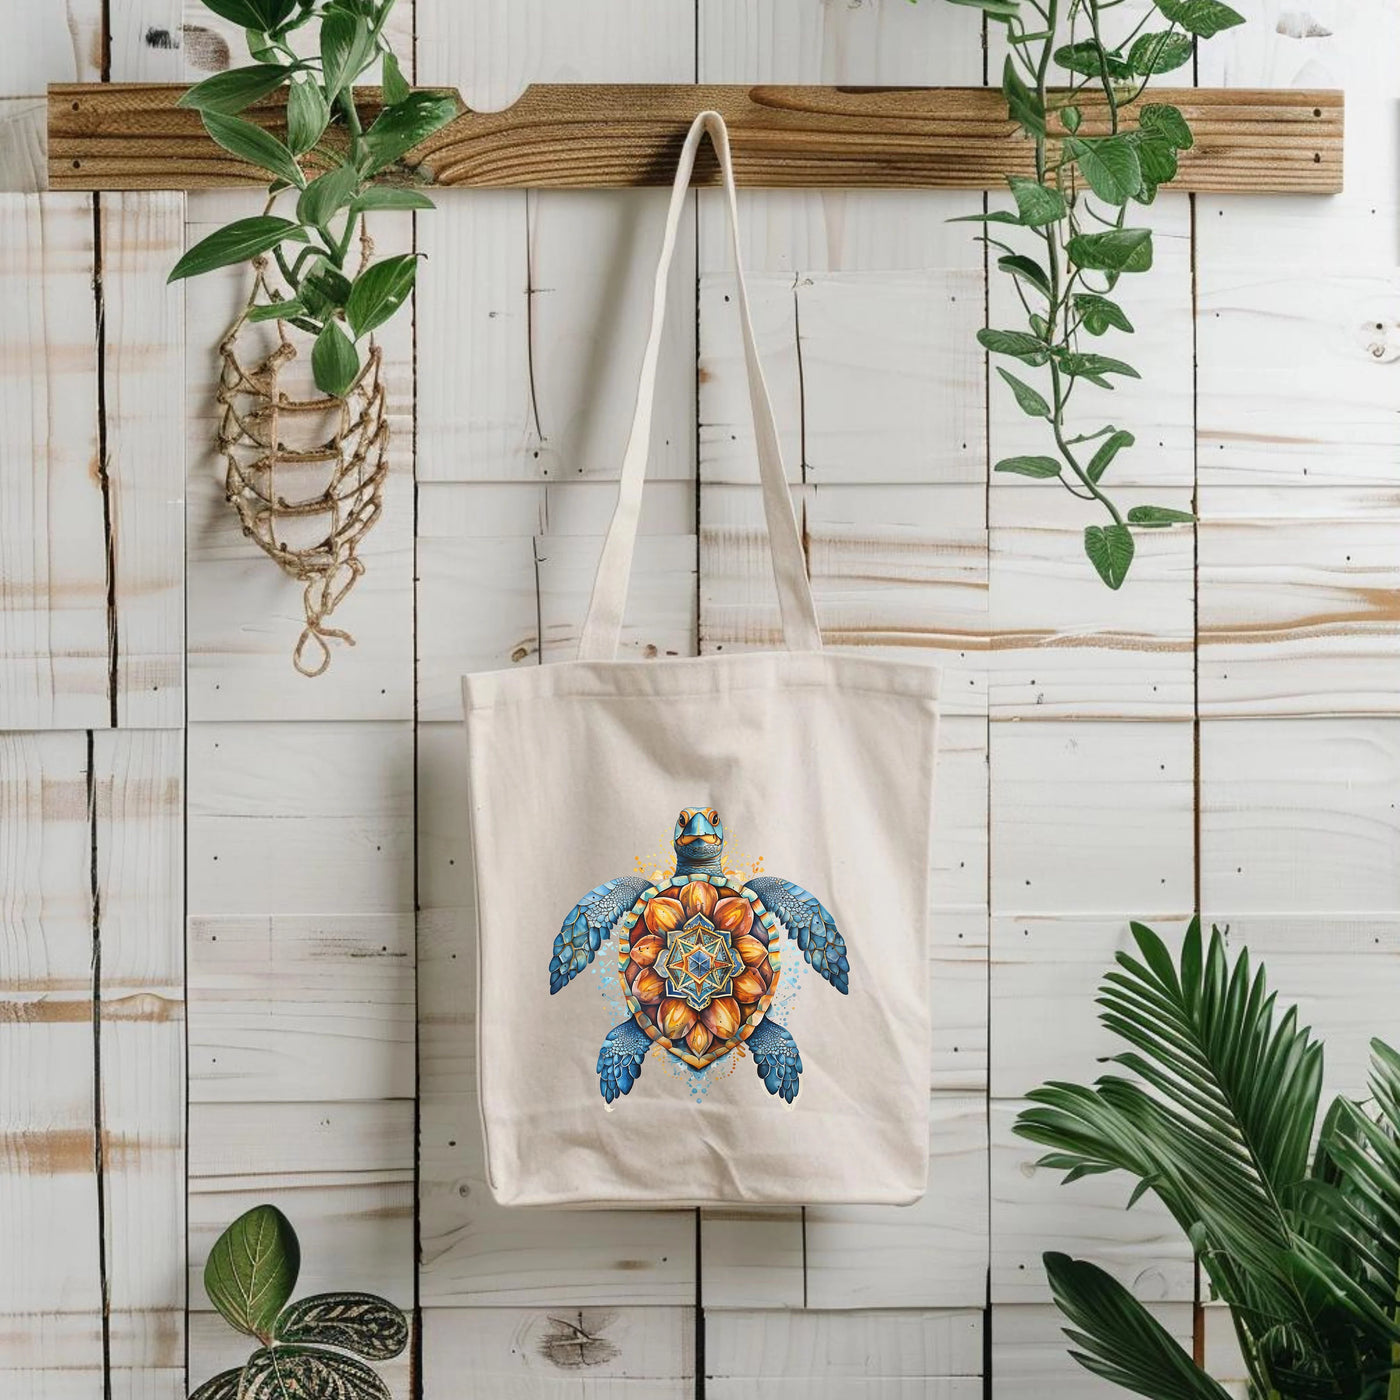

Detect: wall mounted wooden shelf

[48,82,1342,194]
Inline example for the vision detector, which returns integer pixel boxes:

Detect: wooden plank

[0,195,108,728]
[101,193,185,725]
[0,732,103,1383]
[1199,487,1400,716]
[804,1093,989,1309]
[0,100,48,192]
[187,721,413,916]
[990,486,1196,721]
[48,83,1343,194]
[188,914,415,1103]
[1200,717,1400,912]
[1196,265,1400,488]
[990,720,1196,916]
[990,915,1195,1100]
[93,729,185,1379]
[708,1308,982,1400]
[420,1306,693,1398]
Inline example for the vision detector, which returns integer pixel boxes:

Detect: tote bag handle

[577,110,823,662]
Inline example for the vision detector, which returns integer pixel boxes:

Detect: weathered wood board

[47,82,1343,194]
[2,0,1394,1397]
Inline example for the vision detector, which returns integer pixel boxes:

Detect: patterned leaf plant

[190,1204,409,1400]
[926,0,1242,587]
[169,0,454,397]
[1017,920,1400,1400]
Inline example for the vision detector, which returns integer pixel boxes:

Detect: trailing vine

[169,0,455,396]
[934,0,1244,587]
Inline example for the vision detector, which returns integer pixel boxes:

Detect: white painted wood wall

[0,0,1395,1395]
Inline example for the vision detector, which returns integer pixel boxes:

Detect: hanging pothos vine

[931,0,1244,588]
[170,0,455,674]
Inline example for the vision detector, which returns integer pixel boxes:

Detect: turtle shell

[617,873,781,1070]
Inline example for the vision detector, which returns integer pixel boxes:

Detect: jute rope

[216,245,389,677]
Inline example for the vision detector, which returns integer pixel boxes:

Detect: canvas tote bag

[463,111,940,1207]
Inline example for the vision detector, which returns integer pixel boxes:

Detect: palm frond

[1043,1252,1233,1400]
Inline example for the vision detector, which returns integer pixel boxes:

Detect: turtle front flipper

[551,876,651,993]
[747,1016,802,1103]
[747,875,848,993]
[597,1018,651,1104]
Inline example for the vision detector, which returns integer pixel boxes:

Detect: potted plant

[1018,919,1400,1398]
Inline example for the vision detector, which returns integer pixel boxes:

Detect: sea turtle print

[549,807,849,1105]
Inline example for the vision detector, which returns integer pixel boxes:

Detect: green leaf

[1084,523,1136,588]
[347,253,419,337]
[1087,429,1134,482]
[351,187,436,213]
[1073,294,1134,335]
[979,328,1050,366]
[312,319,361,396]
[168,216,307,282]
[246,298,306,323]
[297,162,360,231]
[1155,0,1246,37]
[362,92,458,174]
[1067,227,1153,273]
[1132,135,1179,202]
[177,64,292,116]
[239,1346,391,1400]
[202,1204,300,1340]
[1140,103,1195,151]
[285,77,330,156]
[1128,30,1194,75]
[1054,40,1132,79]
[1002,56,1046,137]
[321,8,374,99]
[1059,104,1082,134]
[382,50,412,107]
[274,1292,410,1359]
[996,366,1051,419]
[995,455,1062,478]
[1044,1254,1234,1399]
[996,254,1052,298]
[1058,352,1141,387]
[1007,174,1066,227]
[301,264,353,317]
[1065,135,1143,206]
[1127,504,1195,526]
[947,209,1027,226]
[188,1368,242,1400]
[201,110,305,188]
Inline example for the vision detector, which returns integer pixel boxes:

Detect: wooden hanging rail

[47,82,1342,194]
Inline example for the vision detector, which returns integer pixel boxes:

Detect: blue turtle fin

[747,1016,802,1103]
[550,875,651,993]
[597,1018,651,1104]
[747,875,849,994]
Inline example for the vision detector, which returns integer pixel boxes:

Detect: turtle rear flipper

[597,1018,650,1104]
[748,1016,802,1103]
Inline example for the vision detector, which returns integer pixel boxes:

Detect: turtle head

[673,807,724,873]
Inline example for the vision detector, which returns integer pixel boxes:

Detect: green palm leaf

[1043,1252,1233,1400]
